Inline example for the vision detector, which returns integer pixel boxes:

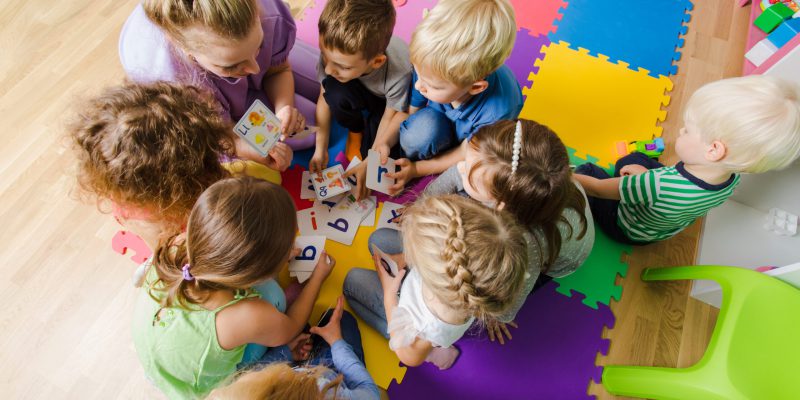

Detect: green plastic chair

[602,265,800,400]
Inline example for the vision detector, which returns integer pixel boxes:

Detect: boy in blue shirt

[385,0,522,195]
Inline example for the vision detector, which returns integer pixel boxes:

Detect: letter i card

[366,149,396,194]
[232,99,282,157]
[313,164,351,200]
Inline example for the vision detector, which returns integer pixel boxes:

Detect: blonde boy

[387,0,522,194]
[311,0,412,176]
[574,75,800,244]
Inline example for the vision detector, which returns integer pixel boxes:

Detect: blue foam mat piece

[550,0,693,77]
[291,121,348,168]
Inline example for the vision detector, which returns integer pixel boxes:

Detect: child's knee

[400,108,455,160]
[343,268,374,296]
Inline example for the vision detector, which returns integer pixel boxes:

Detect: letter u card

[313,164,351,200]
[232,99,282,157]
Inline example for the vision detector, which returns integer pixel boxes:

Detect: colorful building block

[754,2,795,33]
[767,18,800,48]
[746,37,780,66]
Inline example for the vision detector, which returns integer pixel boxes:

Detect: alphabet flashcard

[232,99,282,157]
[365,149,396,194]
[296,205,330,236]
[288,236,326,282]
[312,164,351,200]
[376,201,404,231]
[300,170,316,200]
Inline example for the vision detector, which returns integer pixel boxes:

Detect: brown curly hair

[69,81,235,229]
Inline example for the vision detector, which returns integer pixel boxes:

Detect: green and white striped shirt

[617,163,740,242]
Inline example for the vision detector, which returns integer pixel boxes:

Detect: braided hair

[402,195,528,322]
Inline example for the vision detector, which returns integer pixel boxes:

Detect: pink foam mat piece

[510,0,568,37]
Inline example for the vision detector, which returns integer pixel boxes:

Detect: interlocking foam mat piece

[386,282,614,400]
[554,226,631,309]
[509,0,568,37]
[520,41,673,171]
[550,0,693,78]
[506,29,550,89]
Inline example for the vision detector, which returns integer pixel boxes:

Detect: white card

[289,236,326,273]
[296,205,330,236]
[300,171,316,200]
[365,149,396,194]
[314,193,346,210]
[232,99,282,157]
[313,164,351,200]
[376,201,404,231]
[319,205,363,245]
[295,271,312,283]
[333,193,376,222]
[361,196,377,227]
[371,244,399,277]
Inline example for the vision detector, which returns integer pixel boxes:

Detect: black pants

[322,76,403,159]
[574,152,663,245]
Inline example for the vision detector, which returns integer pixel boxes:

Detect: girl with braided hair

[344,195,528,370]
[422,118,595,344]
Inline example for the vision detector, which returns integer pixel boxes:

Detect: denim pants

[574,152,663,245]
[398,108,460,161]
[343,228,404,339]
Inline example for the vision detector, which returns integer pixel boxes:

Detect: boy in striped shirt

[574,76,800,245]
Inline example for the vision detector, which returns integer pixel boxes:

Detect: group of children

[69,0,800,398]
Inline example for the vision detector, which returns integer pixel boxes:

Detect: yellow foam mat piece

[277,202,406,389]
[521,41,673,169]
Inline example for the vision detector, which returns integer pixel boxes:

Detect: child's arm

[387,142,466,195]
[372,107,408,161]
[572,174,621,200]
[216,253,336,349]
[310,87,332,173]
[264,61,306,136]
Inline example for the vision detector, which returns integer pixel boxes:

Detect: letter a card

[232,99,282,157]
[289,236,326,282]
[313,164,351,200]
[366,149,396,194]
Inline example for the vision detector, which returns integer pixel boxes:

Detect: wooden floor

[0,0,750,398]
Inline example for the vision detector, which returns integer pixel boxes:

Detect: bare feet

[425,346,460,370]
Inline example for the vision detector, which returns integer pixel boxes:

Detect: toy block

[754,3,794,33]
[767,18,800,48]
[746,37,780,66]
[764,208,798,236]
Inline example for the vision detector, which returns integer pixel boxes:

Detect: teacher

[119,0,318,170]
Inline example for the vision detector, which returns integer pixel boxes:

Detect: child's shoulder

[385,36,411,69]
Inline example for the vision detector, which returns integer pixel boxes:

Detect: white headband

[511,120,522,174]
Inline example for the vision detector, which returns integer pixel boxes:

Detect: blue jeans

[343,228,404,339]
[240,279,287,365]
[257,310,365,367]
[399,108,459,161]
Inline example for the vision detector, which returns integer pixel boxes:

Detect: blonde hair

[143,0,258,49]
[151,177,297,309]
[409,0,516,86]
[208,364,343,400]
[401,195,527,321]
[319,0,396,60]
[684,75,800,173]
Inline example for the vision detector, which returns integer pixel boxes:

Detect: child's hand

[343,162,370,200]
[311,251,336,281]
[287,333,312,361]
[620,164,648,176]
[264,142,293,172]
[373,143,392,165]
[276,105,306,136]
[309,296,345,345]
[486,319,517,345]
[310,148,329,173]
[387,158,417,196]
[374,252,407,297]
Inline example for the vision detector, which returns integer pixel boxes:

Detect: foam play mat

[113,0,693,396]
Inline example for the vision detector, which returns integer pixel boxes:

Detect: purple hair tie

[182,264,194,281]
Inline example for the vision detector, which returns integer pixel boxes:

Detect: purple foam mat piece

[506,29,550,89]
[387,282,614,399]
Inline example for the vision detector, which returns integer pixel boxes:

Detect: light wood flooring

[0,0,750,398]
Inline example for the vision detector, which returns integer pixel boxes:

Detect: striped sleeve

[619,170,659,206]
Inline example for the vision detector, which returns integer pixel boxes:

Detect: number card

[313,164,351,200]
[366,149,396,194]
[376,201,404,231]
[232,99,282,157]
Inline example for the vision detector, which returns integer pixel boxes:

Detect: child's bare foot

[425,346,460,370]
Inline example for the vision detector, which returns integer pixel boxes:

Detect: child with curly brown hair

[344,195,528,370]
